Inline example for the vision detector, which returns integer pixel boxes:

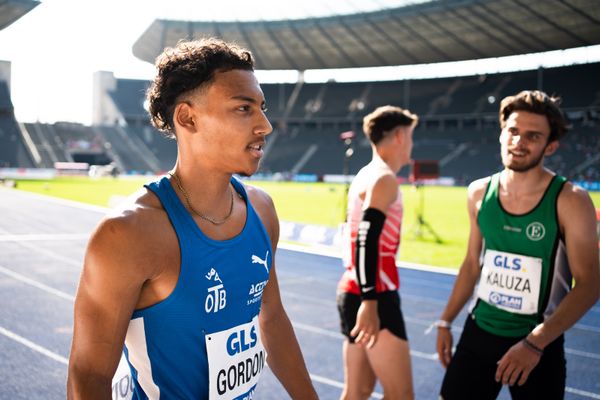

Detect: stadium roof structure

[133,0,600,70]
[0,0,39,31]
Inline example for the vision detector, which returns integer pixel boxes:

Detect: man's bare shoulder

[557,181,595,217]
[240,181,278,240]
[467,176,492,199]
[86,188,172,278]
[99,187,166,235]
[241,182,275,212]
[559,181,593,204]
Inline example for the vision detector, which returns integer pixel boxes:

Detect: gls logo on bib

[206,316,266,400]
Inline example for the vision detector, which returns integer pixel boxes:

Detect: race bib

[111,353,134,400]
[206,316,267,400]
[477,249,542,315]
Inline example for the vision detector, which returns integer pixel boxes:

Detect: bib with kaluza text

[477,249,542,315]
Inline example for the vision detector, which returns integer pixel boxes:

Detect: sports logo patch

[488,291,523,310]
[526,222,545,241]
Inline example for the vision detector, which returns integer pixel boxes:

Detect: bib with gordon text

[206,316,267,400]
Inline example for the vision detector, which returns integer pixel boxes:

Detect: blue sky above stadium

[0,0,599,125]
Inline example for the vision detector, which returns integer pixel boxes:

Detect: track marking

[0,189,598,399]
[0,233,89,242]
[292,321,440,361]
[278,242,459,275]
[565,348,600,360]
[293,322,344,339]
[0,265,75,301]
[0,325,68,365]
[309,373,384,399]
[293,320,600,397]
[0,186,109,214]
[572,323,600,334]
[566,387,600,399]
[0,228,81,268]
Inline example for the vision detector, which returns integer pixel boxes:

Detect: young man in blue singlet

[67,38,318,400]
[435,90,600,399]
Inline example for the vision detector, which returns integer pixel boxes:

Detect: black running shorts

[440,315,566,400]
[337,290,408,343]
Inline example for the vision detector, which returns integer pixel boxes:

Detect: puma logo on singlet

[251,251,269,274]
[206,267,222,283]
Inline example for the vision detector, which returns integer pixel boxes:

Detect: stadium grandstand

[0,0,39,169]
[0,0,599,186]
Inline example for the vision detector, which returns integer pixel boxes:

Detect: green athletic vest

[472,172,569,337]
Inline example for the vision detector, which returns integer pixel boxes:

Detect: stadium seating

[0,82,34,168]
[6,62,597,182]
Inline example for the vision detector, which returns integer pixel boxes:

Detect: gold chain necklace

[169,172,234,226]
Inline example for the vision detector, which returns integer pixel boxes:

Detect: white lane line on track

[566,387,600,399]
[293,322,344,339]
[0,275,374,397]
[0,265,75,301]
[294,322,600,398]
[309,374,384,399]
[286,290,600,361]
[292,322,440,361]
[572,323,600,334]
[0,187,109,214]
[565,348,600,360]
[0,227,82,268]
[0,325,68,365]
[1,214,597,397]
[0,233,89,242]
[278,242,459,276]
[10,240,81,267]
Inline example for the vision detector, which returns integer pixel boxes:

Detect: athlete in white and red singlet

[336,106,418,400]
[339,166,403,294]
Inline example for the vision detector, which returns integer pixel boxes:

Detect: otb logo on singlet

[526,222,545,241]
[205,267,227,313]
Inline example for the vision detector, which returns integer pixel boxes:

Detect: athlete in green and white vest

[435,90,600,400]
[474,172,569,337]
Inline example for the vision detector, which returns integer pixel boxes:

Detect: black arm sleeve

[355,207,386,300]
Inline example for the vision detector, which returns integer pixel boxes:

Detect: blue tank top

[124,176,272,400]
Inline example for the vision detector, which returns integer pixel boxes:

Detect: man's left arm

[496,184,600,386]
[248,185,319,399]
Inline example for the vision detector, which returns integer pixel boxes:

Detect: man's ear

[544,140,559,156]
[173,102,196,132]
[393,127,405,144]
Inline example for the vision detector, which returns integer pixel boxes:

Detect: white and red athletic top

[338,166,403,295]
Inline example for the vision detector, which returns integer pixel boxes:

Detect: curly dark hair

[147,38,254,137]
[362,105,418,145]
[499,90,569,142]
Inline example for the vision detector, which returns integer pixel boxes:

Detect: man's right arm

[67,216,147,399]
[436,178,487,367]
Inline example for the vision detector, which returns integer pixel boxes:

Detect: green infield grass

[12,176,600,269]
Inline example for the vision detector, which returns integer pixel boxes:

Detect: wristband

[522,338,543,356]
[434,320,452,329]
[425,319,452,334]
